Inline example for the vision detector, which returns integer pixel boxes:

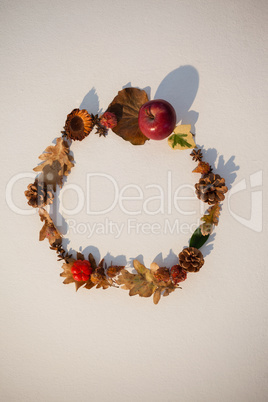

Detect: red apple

[138,99,176,140]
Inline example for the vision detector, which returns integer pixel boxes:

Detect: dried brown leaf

[90,261,111,290]
[88,253,97,271]
[76,252,84,260]
[106,87,149,145]
[106,265,125,278]
[153,288,162,305]
[117,261,157,300]
[39,208,62,246]
[33,137,74,187]
[60,259,75,285]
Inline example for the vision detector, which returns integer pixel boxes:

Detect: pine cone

[190,148,203,162]
[179,247,204,272]
[195,173,228,205]
[25,179,54,208]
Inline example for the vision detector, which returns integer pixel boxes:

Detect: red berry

[71,260,93,282]
[73,273,82,281]
[81,273,90,281]
[81,265,90,275]
[71,266,80,274]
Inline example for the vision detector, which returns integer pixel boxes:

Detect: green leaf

[169,133,192,149]
[189,227,210,249]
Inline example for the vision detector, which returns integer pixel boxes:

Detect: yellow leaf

[168,124,196,150]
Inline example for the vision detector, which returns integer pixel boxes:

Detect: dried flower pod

[153,267,170,283]
[25,179,54,208]
[195,173,228,205]
[179,247,204,273]
[100,112,117,129]
[64,109,93,141]
[170,265,187,284]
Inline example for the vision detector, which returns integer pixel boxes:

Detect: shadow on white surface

[201,148,239,190]
[80,87,100,115]
[152,249,178,267]
[155,65,199,132]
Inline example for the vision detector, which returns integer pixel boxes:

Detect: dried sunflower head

[64,109,93,141]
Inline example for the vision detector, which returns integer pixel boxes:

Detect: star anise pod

[190,148,203,162]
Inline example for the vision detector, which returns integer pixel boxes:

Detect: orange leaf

[192,161,211,175]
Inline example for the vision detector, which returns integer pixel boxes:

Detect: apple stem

[145,108,154,119]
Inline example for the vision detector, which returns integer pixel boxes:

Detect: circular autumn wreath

[25,87,228,304]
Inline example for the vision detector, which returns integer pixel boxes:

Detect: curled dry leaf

[39,208,62,246]
[90,259,112,290]
[106,87,149,145]
[150,262,160,274]
[153,288,161,305]
[76,252,84,260]
[33,137,74,188]
[106,265,125,278]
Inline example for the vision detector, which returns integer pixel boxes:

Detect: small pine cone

[179,247,204,273]
[195,173,228,205]
[153,267,170,283]
[190,149,203,162]
[64,109,93,141]
[25,180,54,208]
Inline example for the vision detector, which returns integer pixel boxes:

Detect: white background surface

[1,1,268,401]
